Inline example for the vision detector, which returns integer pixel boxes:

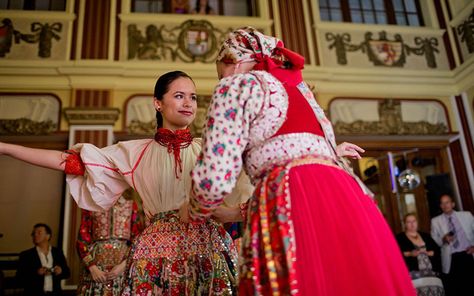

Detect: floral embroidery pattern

[121,211,238,295]
[212,143,226,156]
[240,164,297,295]
[190,71,286,220]
[199,178,213,191]
[224,108,237,120]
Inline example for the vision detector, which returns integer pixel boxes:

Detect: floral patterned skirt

[121,210,238,295]
[77,239,129,296]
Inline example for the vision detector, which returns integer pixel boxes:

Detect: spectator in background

[192,0,215,15]
[431,194,474,296]
[171,0,189,14]
[397,213,444,295]
[76,193,144,295]
[16,223,70,296]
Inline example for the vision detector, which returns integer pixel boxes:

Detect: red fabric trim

[130,140,153,191]
[64,150,86,176]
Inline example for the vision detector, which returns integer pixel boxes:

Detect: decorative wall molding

[326,31,440,68]
[63,108,120,125]
[126,19,232,62]
[0,94,60,135]
[0,17,68,60]
[456,9,474,54]
[0,118,56,135]
[330,99,449,135]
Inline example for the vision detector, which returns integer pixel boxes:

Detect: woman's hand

[336,142,365,159]
[107,260,126,280]
[212,205,242,223]
[88,265,107,283]
[179,200,190,223]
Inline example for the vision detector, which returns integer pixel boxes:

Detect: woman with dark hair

[186,27,416,295]
[0,71,250,295]
[76,191,144,296]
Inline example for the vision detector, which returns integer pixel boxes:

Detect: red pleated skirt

[240,158,416,296]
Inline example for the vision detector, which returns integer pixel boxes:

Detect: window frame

[130,0,258,17]
[0,0,66,11]
[319,0,424,26]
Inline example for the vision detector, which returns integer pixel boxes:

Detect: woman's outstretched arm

[0,142,65,171]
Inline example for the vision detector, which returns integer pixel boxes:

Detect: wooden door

[341,135,457,234]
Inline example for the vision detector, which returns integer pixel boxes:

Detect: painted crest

[368,40,403,66]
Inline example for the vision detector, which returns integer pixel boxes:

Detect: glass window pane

[50,0,65,11]
[392,0,403,11]
[319,0,328,7]
[351,10,363,23]
[23,0,34,9]
[376,12,387,24]
[10,0,25,9]
[404,0,416,12]
[349,0,360,8]
[363,10,376,23]
[320,8,330,21]
[373,0,385,10]
[153,1,160,13]
[362,0,373,9]
[329,0,341,8]
[396,13,407,25]
[407,13,420,26]
[331,9,343,21]
[133,0,148,12]
[223,0,251,16]
[35,0,49,10]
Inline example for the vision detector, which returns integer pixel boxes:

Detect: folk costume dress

[190,28,416,296]
[64,128,247,295]
[76,196,143,295]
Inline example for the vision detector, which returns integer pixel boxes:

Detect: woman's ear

[153,97,162,111]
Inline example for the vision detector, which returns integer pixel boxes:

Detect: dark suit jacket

[396,231,442,273]
[16,246,70,296]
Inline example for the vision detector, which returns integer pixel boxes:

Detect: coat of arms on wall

[326,31,440,68]
[0,18,62,58]
[366,32,404,66]
[127,19,231,63]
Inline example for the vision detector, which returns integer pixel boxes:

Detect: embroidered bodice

[190,70,361,219]
[91,197,134,240]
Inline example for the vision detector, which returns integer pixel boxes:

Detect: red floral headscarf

[216,27,305,73]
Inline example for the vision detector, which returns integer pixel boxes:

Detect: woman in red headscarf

[189,27,416,295]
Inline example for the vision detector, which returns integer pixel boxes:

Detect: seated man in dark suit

[16,223,70,296]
